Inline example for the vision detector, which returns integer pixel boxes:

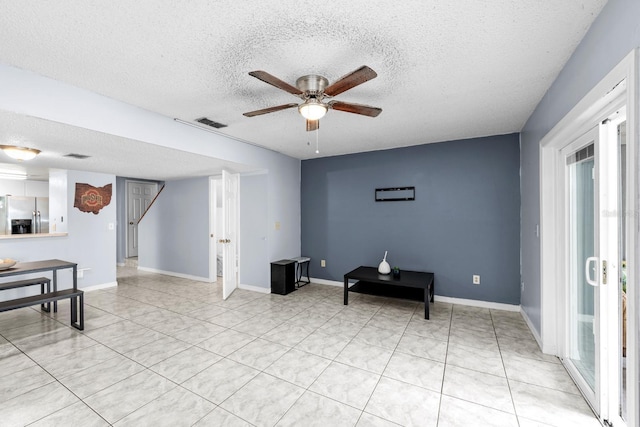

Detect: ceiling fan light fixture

[298,99,327,120]
[0,145,40,161]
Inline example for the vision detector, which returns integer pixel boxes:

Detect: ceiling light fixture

[298,99,328,120]
[0,145,40,161]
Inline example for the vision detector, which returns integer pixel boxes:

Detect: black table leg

[344,277,348,305]
[424,287,429,319]
[52,270,58,313]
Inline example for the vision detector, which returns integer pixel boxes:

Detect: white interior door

[222,170,239,300]
[126,181,157,258]
[209,178,218,282]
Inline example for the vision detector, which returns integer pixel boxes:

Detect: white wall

[0,170,117,299]
[0,63,301,289]
[49,170,67,233]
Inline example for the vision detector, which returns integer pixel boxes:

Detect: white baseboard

[137,266,210,283]
[80,281,118,292]
[521,307,543,349]
[310,277,343,287]
[116,262,126,267]
[239,283,270,294]
[311,277,520,312]
[434,295,520,312]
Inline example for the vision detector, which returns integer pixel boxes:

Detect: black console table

[344,266,435,319]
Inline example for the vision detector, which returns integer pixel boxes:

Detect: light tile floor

[0,266,601,426]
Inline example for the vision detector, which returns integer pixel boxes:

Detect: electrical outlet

[473,275,480,285]
[275,221,281,230]
[321,259,326,267]
[521,281,525,292]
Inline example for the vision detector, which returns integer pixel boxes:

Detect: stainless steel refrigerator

[0,196,49,234]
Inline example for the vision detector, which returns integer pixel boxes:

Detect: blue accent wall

[302,133,521,305]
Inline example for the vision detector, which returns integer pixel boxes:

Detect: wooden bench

[0,279,84,330]
[0,277,52,312]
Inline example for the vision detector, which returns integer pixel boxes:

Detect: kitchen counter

[0,233,68,240]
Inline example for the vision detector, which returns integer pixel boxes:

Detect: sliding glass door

[563,129,599,405]
[561,111,627,426]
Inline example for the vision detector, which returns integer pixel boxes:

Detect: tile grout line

[491,308,522,426]
[1,270,600,426]
[435,300,454,427]
[2,323,113,427]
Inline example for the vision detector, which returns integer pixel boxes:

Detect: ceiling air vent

[195,117,227,129]
[64,153,91,159]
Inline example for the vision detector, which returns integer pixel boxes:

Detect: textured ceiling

[0,1,607,177]
[0,111,254,181]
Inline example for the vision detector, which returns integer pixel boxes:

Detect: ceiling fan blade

[324,66,378,97]
[328,100,382,117]
[306,119,319,132]
[248,71,302,95]
[243,103,298,117]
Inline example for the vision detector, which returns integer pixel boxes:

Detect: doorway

[562,129,598,402]
[209,171,239,300]
[560,110,628,425]
[540,50,637,427]
[126,180,158,258]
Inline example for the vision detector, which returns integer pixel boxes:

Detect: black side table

[291,257,311,287]
[270,260,296,295]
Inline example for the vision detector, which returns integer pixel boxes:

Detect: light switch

[275,221,281,230]
[108,223,115,230]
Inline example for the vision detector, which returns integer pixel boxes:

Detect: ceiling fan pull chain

[315,127,320,154]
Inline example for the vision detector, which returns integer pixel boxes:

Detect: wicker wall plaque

[74,183,112,214]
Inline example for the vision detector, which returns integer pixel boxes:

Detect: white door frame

[539,49,637,425]
[209,177,219,283]
[559,125,602,410]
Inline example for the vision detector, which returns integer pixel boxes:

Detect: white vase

[378,251,391,274]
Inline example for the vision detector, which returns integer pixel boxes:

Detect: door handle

[585,256,599,287]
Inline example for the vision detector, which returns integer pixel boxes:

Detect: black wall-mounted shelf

[375,187,415,202]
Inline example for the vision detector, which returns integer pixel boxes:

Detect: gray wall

[520,0,640,333]
[138,177,209,279]
[240,173,269,289]
[302,133,521,305]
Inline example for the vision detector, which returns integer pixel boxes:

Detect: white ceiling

[0,0,607,179]
[0,111,255,181]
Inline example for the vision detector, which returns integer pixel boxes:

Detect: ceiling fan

[243,65,382,131]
